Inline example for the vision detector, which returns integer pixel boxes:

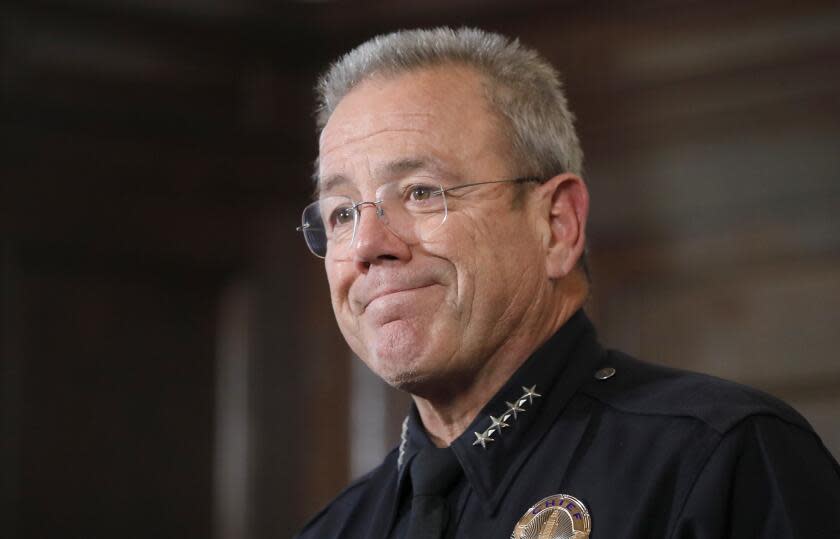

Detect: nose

[354,201,385,220]
[351,201,410,265]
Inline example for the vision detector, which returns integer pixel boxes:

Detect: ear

[538,173,589,279]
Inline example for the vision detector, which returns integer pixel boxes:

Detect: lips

[357,282,435,312]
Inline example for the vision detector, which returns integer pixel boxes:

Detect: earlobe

[543,174,589,279]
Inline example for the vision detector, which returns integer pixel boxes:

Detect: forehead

[317,65,512,190]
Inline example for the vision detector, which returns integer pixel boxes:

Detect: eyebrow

[317,156,450,197]
[374,157,441,179]
[318,173,350,196]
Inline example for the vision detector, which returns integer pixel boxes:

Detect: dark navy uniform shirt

[295,311,840,538]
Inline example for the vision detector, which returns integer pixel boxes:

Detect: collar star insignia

[521,385,542,405]
[472,385,543,450]
[472,430,495,449]
[489,414,510,432]
[505,400,526,419]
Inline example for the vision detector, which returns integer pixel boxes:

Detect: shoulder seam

[578,388,724,433]
[578,387,813,437]
[581,350,810,436]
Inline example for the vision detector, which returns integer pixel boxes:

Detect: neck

[412,275,588,447]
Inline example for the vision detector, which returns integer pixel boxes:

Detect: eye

[329,205,355,227]
[405,184,437,202]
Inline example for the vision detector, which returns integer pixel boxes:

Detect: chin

[379,362,447,397]
[382,367,425,391]
[363,320,436,388]
[370,318,422,359]
[352,313,460,393]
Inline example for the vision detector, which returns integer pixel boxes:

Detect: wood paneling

[2,246,219,538]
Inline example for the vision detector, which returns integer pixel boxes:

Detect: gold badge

[510,494,591,539]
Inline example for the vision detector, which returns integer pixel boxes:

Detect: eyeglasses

[297,176,542,259]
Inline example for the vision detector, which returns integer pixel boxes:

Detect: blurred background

[2,1,839,537]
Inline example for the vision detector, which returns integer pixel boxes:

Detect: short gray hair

[315,27,583,179]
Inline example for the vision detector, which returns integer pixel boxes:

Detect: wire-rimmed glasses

[297,177,543,259]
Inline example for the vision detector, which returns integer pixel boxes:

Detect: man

[294,27,840,538]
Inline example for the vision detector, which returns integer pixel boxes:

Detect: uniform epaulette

[579,349,812,436]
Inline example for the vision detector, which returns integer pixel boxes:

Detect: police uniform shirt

[295,310,840,538]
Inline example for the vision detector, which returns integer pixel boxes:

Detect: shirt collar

[397,309,602,515]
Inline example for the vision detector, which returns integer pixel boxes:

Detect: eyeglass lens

[301,182,448,258]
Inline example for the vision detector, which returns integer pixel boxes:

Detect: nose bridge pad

[373,201,389,226]
[350,200,391,249]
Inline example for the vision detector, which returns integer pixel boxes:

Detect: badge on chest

[510,494,591,539]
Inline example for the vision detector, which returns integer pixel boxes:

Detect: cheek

[325,261,354,313]
[325,261,368,356]
[469,217,540,298]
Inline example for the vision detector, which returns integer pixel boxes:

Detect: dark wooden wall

[2,1,838,538]
[3,246,218,538]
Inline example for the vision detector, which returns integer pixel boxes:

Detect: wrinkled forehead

[317,110,447,197]
[316,66,512,193]
[320,63,490,142]
[319,111,436,159]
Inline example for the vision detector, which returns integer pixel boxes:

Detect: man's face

[318,65,549,395]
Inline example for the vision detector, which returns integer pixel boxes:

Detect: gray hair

[314,27,583,179]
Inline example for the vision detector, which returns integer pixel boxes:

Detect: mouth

[363,284,436,311]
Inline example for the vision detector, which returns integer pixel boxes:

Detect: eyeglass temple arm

[440,176,545,194]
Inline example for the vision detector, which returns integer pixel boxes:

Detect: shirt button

[594,367,616,380]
